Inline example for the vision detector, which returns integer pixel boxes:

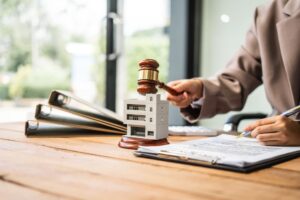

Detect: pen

[239,105,300,138]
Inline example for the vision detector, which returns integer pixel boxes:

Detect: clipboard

[134,150,300,173]
[134,134,300,173]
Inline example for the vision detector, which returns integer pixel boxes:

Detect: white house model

[123,94,168,140]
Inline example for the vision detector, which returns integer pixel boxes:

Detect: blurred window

[120,0,170,101]
[0,0,170,122]
[0,0,107,121]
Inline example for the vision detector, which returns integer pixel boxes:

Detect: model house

[123,94,168,140]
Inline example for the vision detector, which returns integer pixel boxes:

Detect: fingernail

[244,126,251,131]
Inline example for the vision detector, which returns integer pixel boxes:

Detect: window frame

[168,0,203,125]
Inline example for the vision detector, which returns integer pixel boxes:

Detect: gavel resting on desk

[137,59,182,96]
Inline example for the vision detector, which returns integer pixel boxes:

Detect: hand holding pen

[240,105,300,146]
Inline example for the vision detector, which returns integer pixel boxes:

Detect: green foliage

[126,34,169,92]
[40,25,70,69]
[4,27,32,72]
[0,0,32,72]
[0,0,72,100]
[0,0,70,72]
[8,65,31,98]
[9,64,70,99]
[1,0,170,101]
[0,85,9,99]
[0,0,32,17]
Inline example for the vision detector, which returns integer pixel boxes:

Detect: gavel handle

[157,82,182,96]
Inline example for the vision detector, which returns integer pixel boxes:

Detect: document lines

[135,134,300,172]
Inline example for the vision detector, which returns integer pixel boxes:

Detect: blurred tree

[126,27,169,92]
[0,0,33,72]
[0,0,72,99]
[0,0,71,72]
[9,64,70,99]
[0,0,32,17]
[40,24,70,68]
[8,65,31,98]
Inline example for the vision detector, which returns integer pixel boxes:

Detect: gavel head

[137,59,160,95]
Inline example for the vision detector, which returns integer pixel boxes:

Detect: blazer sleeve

[181,8,264,123]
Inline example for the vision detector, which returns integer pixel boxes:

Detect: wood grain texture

[0,180,68,200]
[0,122,300,200]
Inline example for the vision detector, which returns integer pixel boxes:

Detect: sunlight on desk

[0,122,299,200]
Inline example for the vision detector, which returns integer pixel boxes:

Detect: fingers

[167,92,193,108]
[244,115,300,146]
[259,140,282,146]
[246,116,292,145]
[166,80,189,101]
[167,79,202,95]
[170,81,191,94]
[256,132,281,142]
[250,123,278,138]
[167,93,184,102]
[244,116,279,131]
[166,80,192,107]
[167,82,185,101]
[250,122,280,144]
[256,132,288,146]
[167,80,183,87]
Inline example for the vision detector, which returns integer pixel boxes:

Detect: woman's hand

[244,115,300,146]
[166,79,203,108]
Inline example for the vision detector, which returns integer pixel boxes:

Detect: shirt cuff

[191,97,204,109]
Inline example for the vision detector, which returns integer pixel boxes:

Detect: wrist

[192,78,203,100]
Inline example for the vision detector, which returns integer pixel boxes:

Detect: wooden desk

[0,122,299,200]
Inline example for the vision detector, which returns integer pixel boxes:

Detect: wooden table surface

[0,122,300,200]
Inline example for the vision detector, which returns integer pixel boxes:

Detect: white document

[138,134,300,167]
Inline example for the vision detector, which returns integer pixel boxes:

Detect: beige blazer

[181,0,300,123]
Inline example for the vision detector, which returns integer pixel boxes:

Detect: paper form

[138,135,300,167]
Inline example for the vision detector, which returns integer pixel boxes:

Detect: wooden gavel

[137,59,182,96]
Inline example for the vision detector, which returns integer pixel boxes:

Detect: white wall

[199,0,271,130]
